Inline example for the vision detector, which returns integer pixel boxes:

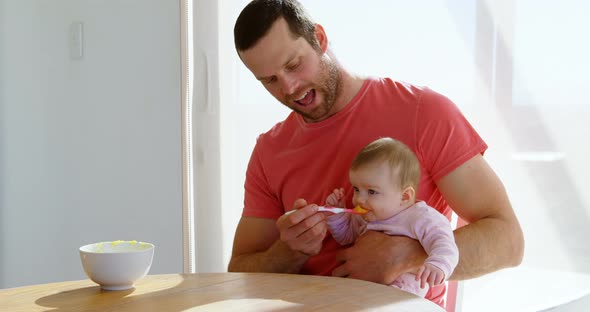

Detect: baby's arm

[414,205,460,288]
[326,213,368,246]
[325,188,364,245]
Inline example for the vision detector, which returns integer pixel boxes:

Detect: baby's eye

[353,187,359,193]
[368,189,377,195]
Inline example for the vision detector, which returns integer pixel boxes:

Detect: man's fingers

[334,247,349,262]
[332,249,350,277]
[294,219,326,243]
[280,204,320,229]
[286,204,320,224]
[279,207,327,255]
[292,222,327,256]
[331,263,349,277]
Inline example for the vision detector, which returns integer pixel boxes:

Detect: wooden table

[1,272,444,311]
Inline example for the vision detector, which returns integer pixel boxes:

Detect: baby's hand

[416,263,445,289]
[325,188,346,207]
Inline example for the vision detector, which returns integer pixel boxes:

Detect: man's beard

[287,56,341,122]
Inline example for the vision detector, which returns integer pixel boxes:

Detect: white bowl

[79,240,155,290]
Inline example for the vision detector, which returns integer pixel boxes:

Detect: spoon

[285,205,368,215]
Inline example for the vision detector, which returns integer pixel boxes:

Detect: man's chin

[292,105,321,120]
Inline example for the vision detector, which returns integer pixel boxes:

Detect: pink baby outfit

[326,201,459,297]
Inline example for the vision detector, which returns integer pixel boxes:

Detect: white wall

[0,0,183,288]
[190,0,225,273]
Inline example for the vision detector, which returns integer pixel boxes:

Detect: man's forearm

[450,216,524,280]
[228,240,309,274]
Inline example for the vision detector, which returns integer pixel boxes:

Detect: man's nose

[280,74,298,96]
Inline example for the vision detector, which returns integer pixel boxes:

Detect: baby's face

[349,161,406,222]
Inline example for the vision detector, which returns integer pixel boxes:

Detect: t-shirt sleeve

[242,140,284,219]
[415,88,488,182]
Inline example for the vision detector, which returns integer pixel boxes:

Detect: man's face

[238,18,341,123]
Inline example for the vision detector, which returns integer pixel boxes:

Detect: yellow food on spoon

[353,205,368,214]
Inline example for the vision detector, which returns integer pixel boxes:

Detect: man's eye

[286,63,299,71]
[264,77,276,84]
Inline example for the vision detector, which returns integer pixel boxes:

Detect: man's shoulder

[254,113,298,146]
[365,77,433,103]
[369,76,428,91]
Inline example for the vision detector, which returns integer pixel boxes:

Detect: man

[228,0,524,307]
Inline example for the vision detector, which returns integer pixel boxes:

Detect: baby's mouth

[353,205,369,214]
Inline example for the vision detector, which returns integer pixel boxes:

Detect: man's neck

[332,69,365,112]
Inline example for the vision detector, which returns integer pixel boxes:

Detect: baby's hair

[351,137,421,194]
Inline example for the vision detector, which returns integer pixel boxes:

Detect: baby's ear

[401,186,415,204]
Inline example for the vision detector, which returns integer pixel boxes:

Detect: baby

[325,137,458,297]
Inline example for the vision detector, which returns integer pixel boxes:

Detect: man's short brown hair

[234,0,320,52]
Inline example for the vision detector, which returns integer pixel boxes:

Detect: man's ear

[314,24,328,52]
[401,186,415,205]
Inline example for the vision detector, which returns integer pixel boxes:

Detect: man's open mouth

[294,89,315,107]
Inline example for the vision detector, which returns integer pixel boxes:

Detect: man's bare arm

[228,217,309,273]
[228,199,328,273]
[438,154,524,279]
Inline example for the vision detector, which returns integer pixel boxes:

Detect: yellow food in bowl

[86,240,152,253]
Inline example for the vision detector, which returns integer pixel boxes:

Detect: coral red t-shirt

[242,77,487,305]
